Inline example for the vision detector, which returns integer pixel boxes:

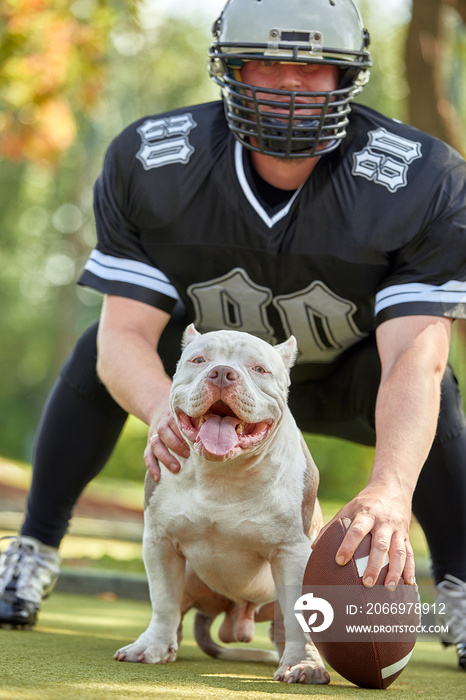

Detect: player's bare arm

[96,295,189,480]
[319,314,452,588]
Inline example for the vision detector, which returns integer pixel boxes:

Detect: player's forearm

[370,349,444,497]
[370,315,452,498]
[96,325,172,426]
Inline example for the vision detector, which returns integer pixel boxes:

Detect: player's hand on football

[314,484,415,590]
[144,411,190,481]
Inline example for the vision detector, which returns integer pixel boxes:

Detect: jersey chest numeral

[136,114,197,170]
[187,268,367,364]
[274,281,366,362]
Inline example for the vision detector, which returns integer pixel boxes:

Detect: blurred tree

[406,0,466,370]
[0,4,217,461]
[406,0,466,153]
[0,0,118,166]
[1,0,123,457]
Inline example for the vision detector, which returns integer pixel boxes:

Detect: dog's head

[170,325,297,462]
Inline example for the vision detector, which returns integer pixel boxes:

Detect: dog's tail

[194,612,279,663]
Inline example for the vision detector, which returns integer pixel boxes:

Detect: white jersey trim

[375,280,466,315]
[234,142,303,229]
[83,250,180,300]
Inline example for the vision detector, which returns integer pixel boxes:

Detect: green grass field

[0,592,462,700]
[0,463,462,698]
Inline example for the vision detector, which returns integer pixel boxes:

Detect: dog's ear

[274,336,298,371]
[182,323,201,349]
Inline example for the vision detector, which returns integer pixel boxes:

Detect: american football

[302,518,419,689]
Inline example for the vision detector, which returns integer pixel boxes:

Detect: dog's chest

[147,491,281,602]
[179,506,279,601]
[161,494,279,549]
[148,482,297,556]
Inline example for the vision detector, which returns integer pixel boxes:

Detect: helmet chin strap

[260,116,321,155]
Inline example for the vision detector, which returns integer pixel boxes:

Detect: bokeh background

[1,0,465,505]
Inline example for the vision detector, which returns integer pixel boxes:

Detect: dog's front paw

[274,660,330,685]
[114,634,178,664]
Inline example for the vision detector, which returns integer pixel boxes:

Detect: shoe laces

[0,535,61,604]
[437,574,466,645]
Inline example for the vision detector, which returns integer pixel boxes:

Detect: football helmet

[209,0,371,158]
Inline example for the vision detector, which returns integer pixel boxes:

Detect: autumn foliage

[0,0,115,166]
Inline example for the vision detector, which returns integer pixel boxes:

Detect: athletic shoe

[0,535,61,628]
[436,574,466,671]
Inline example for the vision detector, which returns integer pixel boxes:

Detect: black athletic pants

[21,319,466,585]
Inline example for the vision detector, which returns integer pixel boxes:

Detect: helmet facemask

[213,63,365,158]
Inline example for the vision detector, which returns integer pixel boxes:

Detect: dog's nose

[207,365,239,388]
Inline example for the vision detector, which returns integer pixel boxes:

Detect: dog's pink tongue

[198,415,239,456]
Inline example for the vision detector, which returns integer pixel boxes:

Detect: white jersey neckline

[234,141,303,229]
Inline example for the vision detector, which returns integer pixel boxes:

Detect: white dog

[114,326,328,684]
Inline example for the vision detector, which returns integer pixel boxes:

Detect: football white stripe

[355,553,389,578]
[235,142,303,228]
[375,280,466,315]
[381,650,413,679]
[84,250,179,299]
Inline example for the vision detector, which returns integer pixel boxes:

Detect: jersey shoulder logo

[136,113,197,170]
[352,127,422,193]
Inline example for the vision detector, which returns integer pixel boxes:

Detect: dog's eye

[252,365,267,374]
[190,356,205,364]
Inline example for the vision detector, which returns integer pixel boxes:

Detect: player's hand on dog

[314,483,415,591]
[144,410,190,481]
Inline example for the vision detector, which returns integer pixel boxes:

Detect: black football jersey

[78,101,466,380]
